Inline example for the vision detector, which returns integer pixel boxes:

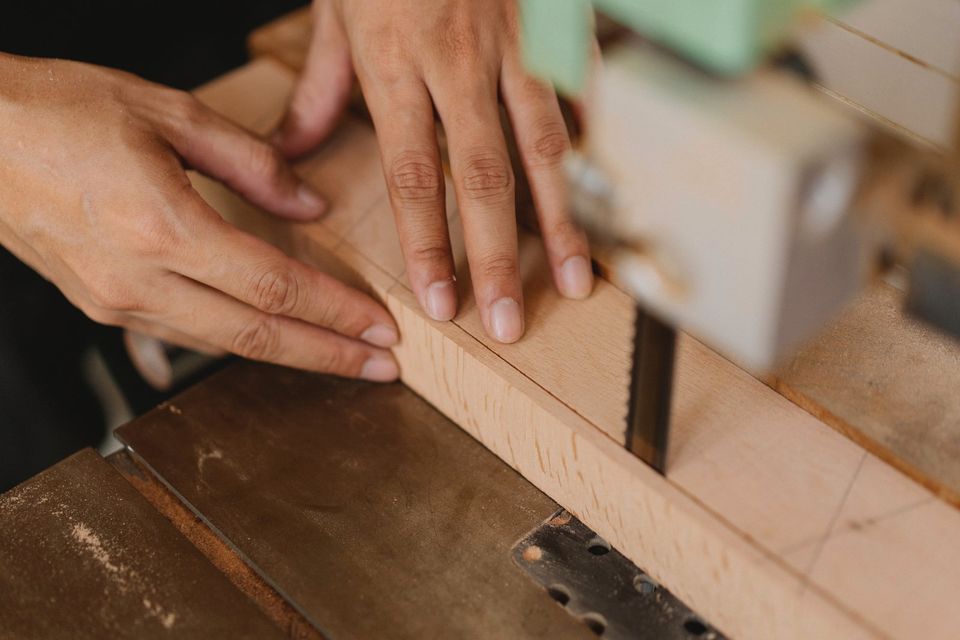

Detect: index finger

[432,81,524,343]
[174,193,399,349]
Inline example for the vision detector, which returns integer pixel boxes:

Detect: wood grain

[245,0,960,508]
[189,58,960,640]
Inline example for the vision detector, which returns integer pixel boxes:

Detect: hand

[276,0,594,343]
[0,54,399,381]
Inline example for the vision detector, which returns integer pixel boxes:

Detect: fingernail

[297,183,327,216]
[489,297,523,343]
[360,323,399,348]
[424,280,457,321]
[360,352,400,382]
[559,255,593,300]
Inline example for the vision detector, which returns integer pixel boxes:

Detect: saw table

[0,363,719,639]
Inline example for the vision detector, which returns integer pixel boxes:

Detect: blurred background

[0,0,308,491]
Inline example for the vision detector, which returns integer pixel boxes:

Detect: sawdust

[71,522,126,586]
[70,521,178,631]
[142,597,177,630]
[196,447,223,475]
[521,545,543,562]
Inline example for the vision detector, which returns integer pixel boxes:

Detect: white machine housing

[586,45,869,372]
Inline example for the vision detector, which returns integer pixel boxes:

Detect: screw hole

[633,572,658,594]
[684,618,708,636]
[547,584,570,606]
[586,536,610,556]
[582,613,607,636]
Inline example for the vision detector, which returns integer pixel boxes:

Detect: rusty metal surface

[0,448,284,640]
[107,449,323,640]
[116,362,594,640]
[513,510,725,640]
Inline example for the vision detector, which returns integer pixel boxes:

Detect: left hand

[274,0,594,344]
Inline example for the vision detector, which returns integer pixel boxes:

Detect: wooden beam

[245,1,960,508]
[246,7,312,73]
[190,58,960,640]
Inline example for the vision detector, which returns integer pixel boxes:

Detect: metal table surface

[0,448,284,639]
[117,362,595,640]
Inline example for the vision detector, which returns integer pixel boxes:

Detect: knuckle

[359,27,409,85]
[82,303,123,327]
[131,213,181,259]
[548,217,583,241]
[315,345,348,376]
[314,296,345,331]
[247,142,285,185]
[167,89,206,125]
[388,152,443,206]
[521,74,554,101]
[231,317,279,361]
[529,122,570,168]
[85,274,143,313]
[460,151,513,202]
[479,253,518,281]
[408,241,451,267]
[436,11,482,62]
[249,266,300,315]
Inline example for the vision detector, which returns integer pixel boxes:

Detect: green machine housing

[521,0,858,94]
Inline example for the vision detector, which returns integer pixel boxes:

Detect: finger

[174,193,399,348]
[361,77,456,321]
[274,1,354,158]
[432,80,523,343]
[123,321,225,357]
[501,56,593,300]
[164,101,327,222]
[148,275,398,381]
[122,327,223,391]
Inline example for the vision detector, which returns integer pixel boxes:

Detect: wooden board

[247,7,312,73]
[246,0,960,509]
[188,57,960,640]
[798,4,960,150]
[773,283,960,504]
[0,449,285,639]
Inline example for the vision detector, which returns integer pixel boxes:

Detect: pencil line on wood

[800,451,868,592]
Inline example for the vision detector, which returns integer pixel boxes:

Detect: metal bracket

[512,510,725,639]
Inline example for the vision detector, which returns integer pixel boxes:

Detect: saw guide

[186,58,960,640]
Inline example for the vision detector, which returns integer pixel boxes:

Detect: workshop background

[0,0,308,491]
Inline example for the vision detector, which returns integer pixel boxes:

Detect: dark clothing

[0,0,308,490]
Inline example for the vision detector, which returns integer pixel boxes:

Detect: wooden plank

[0,449,286,639]
[247,7,312,73]
[834,0,960,78]
[798,11,960,149]
[244,3,960,505]
[189,58,960,640]
[773,283,960,505]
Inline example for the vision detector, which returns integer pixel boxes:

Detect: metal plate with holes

[513,510,725,640]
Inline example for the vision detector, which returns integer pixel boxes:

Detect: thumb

[274,3,353,159]
[167,105,328,222]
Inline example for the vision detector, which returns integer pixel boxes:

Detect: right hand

[0,54,400,382]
